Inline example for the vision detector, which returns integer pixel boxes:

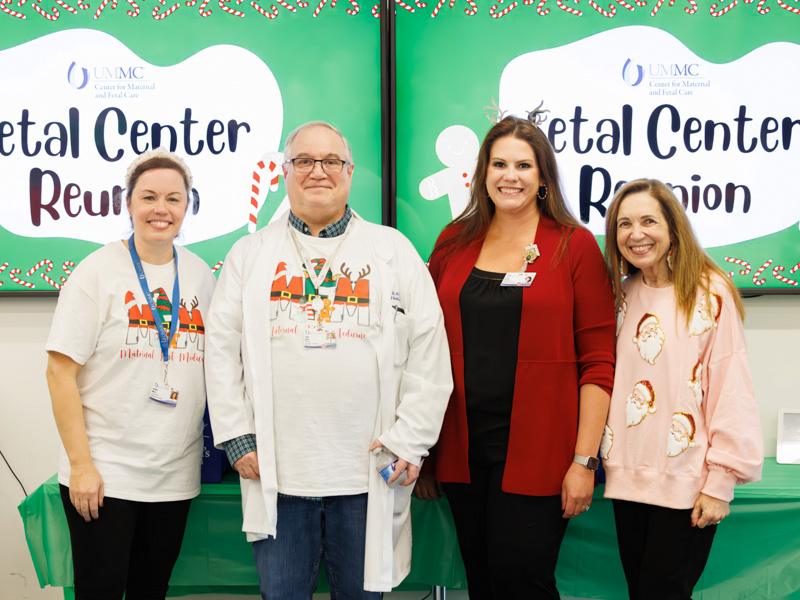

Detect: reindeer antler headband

[484,98,550,128]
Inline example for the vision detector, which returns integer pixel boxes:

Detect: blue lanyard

[128,234,181,363]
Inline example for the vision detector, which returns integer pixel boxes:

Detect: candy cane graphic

[94,0,117,17]
[790,262,800,275]
[463,0,477,12]
[250,0,278,16]
[31,0,60,20]
[724,257,751,278]
[773,265,799,287]
[536,0,549,14]
[0,262,8,287]
[55,0,77,13]
[430,0,451,16]
[588,0,616,15]
[152,0,180,18]
[1,0,26,17]
[490,0,518,16]
[27,259,61,289]
[276,0,297,9]
[218,0,245,15]
[650,0,675,16]
[248,153,282,232]
[393,0,414,12]
[9,268,35,289]
[682,0,697,12]
[189,0,211,15]
[776,0,800,12]
[752,259,772,286]
[345,0,357,13]
[125,0,138,15]
[61,260,75,284]
[709,0,736,15]
[211,261,224,274]
[556,0,582,15]
[616,0,634,10]
[370,1,378,14]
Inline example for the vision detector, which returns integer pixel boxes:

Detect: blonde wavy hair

[604,179,745,324]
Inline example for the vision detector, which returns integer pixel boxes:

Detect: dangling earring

[537,184,547,200]
[667,244,674,271]
[619,257,627,277]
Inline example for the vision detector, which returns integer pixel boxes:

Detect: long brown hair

[430,115,581,269]
[604,179,745,323]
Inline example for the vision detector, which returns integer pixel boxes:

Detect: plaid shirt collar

[288,205,352,238]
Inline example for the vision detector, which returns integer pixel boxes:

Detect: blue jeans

[252,493,381,600]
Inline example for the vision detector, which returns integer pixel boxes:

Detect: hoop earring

[667,244,674,271]
[537,184,547,200]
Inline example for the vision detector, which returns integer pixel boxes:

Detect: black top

[459,267,523,465]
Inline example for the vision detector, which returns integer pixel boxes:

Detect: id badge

[501,272,536,287]
[304,324,337,349]
[150,381,179,407]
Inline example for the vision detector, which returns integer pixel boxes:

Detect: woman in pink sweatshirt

[601,179,763,600]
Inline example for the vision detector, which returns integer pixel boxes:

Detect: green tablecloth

[19,459,800,599]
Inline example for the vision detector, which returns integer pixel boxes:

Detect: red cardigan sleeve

[568,227,616,396]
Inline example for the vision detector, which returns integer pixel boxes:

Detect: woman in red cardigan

[417,112,616,599]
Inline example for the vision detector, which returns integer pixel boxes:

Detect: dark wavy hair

[430,114,581,267]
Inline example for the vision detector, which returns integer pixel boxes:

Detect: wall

[1,293,798,599]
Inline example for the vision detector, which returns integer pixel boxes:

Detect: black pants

[443,461,568,600]
[613,499,717,600]
[60,484,191,600]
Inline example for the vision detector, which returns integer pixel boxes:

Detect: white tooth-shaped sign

[499,26,800,248]
[0,29,283,245]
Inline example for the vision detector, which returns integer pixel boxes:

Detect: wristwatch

[573,454,600,471]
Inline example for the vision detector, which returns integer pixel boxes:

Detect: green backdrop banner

[0,8,381,291]
[396,6,800,291]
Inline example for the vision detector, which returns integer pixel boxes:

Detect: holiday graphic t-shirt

[47,241,216,502]
[269,221,381,496]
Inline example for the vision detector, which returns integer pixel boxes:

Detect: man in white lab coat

[205,121,452,597]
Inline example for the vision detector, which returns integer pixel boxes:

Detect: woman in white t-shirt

[45,148,216,599]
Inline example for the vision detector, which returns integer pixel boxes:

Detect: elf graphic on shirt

[600,425,614,459]
[667,412,697,457]
[330,262,371,326]
[632,313,665,365]
[689,292,722,337]
[687,361,702,408]
[626,380,657,427]
[270,261,307,322]
[124,290,205,351]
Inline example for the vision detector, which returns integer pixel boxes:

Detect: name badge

[304,324,337,349]
[150,381,179,407]
[501,272,536,287]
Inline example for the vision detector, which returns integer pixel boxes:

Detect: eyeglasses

[284,158,351,174]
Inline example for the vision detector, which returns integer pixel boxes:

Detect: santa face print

[632,313,665,365]
[667,412,697,457]
[616,192,673,287]
[687,361,703,408]
[626,381,656,427]
[600,425,614,459]
[616,292,627,336]
[689,293,722,336]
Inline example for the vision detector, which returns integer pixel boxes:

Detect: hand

[369,440,419,487]
[561,462,594,519]
[234,451,260,479]
[69,461,104,522]
[414,474,441,500]
[691,493,730,529]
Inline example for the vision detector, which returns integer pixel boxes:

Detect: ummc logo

[67,61,89,90]
[92,66,145,80]
[622,59,644,87]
